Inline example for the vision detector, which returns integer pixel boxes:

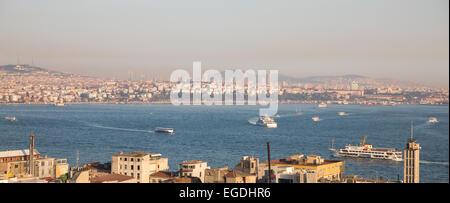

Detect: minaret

[403,121,420,183]
[29,132,35,176]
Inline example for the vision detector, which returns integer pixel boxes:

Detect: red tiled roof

[90,173,134,183]
[150,171,175,178]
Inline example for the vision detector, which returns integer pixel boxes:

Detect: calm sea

[0,104,448,182]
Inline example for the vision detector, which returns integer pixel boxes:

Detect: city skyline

[0,0,448,88]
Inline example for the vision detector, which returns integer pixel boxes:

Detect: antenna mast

[76,150,79,168]
[410,121,414,140]
[266,142,272,183]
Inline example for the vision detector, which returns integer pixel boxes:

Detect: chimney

[29,132,35,176]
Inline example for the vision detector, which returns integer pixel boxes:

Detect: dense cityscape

[1,64,448,106]
[0,132,421,183]
[0,63,435,184]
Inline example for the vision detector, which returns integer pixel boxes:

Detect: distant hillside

[279,74,367,83]
[0,64,76,77]
[0,64,51,73]
[0,64,432,88]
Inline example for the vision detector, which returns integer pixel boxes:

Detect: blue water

[0,104,448,183]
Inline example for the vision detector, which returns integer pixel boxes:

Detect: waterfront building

[34,157,55,178]
[149,171,178,183]
[111,152,169,183]
[54,159,69,179]
[204,167,229,183]
[0,149,40,164]
[224,170,257,183]
[260,154,344,183]
[343,175,399,183]
[234,156,261,179]
[179,160,210,183]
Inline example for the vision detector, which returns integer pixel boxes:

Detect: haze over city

[0,0,448,87]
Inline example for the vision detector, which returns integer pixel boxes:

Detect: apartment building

[111,152,169,183]
[179,160,210,183]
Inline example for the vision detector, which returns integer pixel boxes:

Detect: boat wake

[420,160,449,166]
[89,124,153,133]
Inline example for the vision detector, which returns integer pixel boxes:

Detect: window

[137,159,140,162]
[137,165,140,170]
[137,173,140,179]
[131,165,134,170]
[131,158,134,162]
[125,165,127,170]
[124,158,127,161]
[120,165,122,169]
[131,173,134,177]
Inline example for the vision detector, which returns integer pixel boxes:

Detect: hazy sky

[0,0,448,87]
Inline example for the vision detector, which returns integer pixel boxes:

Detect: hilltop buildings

[0,65,448,105]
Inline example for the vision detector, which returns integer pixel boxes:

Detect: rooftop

[90,173,135,183]
[180,160,206,165]
[225,170,255,178]
[150,171,177,178]
[0,149,40,158]
[262,157,342,167]
[112,151,162,158]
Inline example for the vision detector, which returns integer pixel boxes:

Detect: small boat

[318,103,327,108]
[155,127,174,134]
[256,115,278,128]
[312,116,320,122]
[5,117,17,121]
[275,114,280,118]
[296,107,302,115]
[338,112,346,116]
[54,102,65,107]
[428,117,438,123]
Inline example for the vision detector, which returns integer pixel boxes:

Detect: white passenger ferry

[428,117,438,123]
[330,136,402,161]
[312,116,321,122]
[5,117,17,121]
[155,127,174,134]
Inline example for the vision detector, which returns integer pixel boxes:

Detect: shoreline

[0,102,448,106]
